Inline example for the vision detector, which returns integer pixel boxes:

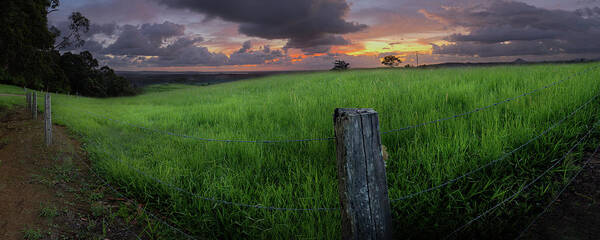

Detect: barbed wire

[94,143,340,211]
[83,111,335,143]
[514,144,600,240]
[40,64,600,237]
[383,64,600,134]
[444,124,596,239]
[390,93,600,202]
[44,108,196,239]
[78,156,198,240]
[75,64,600,144]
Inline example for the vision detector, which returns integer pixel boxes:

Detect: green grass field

[0,84,26,95]
[1,63,600,239]
[0,84,26,109]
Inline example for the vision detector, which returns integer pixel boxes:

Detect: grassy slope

[0,84,26,95]
[2,63,599,239]
[0,85,26,109]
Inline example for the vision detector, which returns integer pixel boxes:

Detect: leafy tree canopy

[381,55,402,67]
[331,60,350,71]
[0,0,136,97]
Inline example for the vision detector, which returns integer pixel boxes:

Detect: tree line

[0,0,136,97]
[332,55,411,71]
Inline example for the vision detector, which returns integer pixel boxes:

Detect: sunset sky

[48,0,600,71]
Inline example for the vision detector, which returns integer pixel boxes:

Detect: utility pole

[415,51,419,67]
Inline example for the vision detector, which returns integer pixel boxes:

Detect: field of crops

[1,63,600,239]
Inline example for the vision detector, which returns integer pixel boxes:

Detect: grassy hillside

[0,85,25,109]
[0,84,27,94]
[2,63,599,239]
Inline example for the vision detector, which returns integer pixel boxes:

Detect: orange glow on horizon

[115,38,453,72]
[348,41,433,56]
[265,58,281,64]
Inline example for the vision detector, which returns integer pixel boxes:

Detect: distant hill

[513,58,528,64]
[420,58,598,69]
[117,71,301,87]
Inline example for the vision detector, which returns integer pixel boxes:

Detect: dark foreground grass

[2,63,599,239]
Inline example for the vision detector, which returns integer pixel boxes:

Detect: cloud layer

[49,0,600,70]
[425,1,600,57]
[153,0,367,53]
[58,21,288,68]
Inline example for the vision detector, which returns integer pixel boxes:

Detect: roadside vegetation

[2,63,599,238]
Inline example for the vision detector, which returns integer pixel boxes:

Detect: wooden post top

[334,108,377,117]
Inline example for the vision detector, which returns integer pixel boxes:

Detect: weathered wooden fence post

[333,108,393,240]
[31,91,37,119]
[45,93,52,146]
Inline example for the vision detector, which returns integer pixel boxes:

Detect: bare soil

[0,107,146,239]
[521,150,600,239]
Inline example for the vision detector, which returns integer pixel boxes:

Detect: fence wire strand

[383,64,600,134]
[50,113,196,238]
[444,124,596,239]
[94,143,339,211]
[41,63,600,237]
[79,157,198,240]
[390,93,599,202]
[84,111,335,143]
[514,144,600,240]
[80,64,600,143]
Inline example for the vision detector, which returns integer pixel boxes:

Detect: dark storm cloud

[56,21,222,67]
[102,21,187,56]
[236,40,252,54]
[431,41,560,58]
[424,0,600,57]
[60,0,166,24]
[95,40,229,68]
[153,0,367,53]
[146,44,229,67]
[88,23,119,36]
[53,22,118,40]
[228,41,284,65]
[140,21,186,45]
[577,0,600,5]
[67,22,286,68]
[575,7,600,18]
[100,22,231,66]
[284,35,350,54]
[447,26,562,43]
[52,21,119,52]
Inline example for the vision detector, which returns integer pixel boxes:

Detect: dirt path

[520,149,600,239]
[0,108,146,239]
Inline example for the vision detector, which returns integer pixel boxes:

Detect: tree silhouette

[0,1,135,97]
[332,60,350,70]
[47,0,60,14]
[54,12,90,49]
[381,55,402,67]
